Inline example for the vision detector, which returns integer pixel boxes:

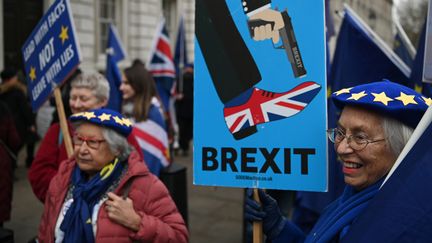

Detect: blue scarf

[60,158,124,243]
[304,178,384,243]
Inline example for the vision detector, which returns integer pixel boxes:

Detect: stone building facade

[1,0,396,77]
[0,0,195,72]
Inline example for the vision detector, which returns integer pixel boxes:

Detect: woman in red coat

[28,72,143,203]
[37,108,188,243]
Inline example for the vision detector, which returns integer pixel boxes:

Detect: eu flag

[174,15,188,93]
[328,6,411,93]
[341,106,432,242]
[393,20,415,69]
[105,24,126,111]
[410,21,432,97]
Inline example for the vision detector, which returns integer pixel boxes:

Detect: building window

[162,0,177,35]
[99,0,117,54]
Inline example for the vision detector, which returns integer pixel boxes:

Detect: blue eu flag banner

[394,33,414,68]
[174,15,188,78]
[341,106,432,242]
[106,24,126,112]
[393,21,416,69]
[410,21,432,97]
[328,5,411,93]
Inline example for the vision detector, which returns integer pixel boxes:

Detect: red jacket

[37,151,188,243]
[28,122,144,202]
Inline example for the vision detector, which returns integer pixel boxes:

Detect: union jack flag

[223,81,321,134]
[147,18,176,111]
[132,97,170,176]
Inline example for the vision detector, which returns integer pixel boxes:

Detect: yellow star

[347,91,367,101]
[395,92,418,106]
[422,96,432,106]
[327,86,332,98]
[394,40,401,48]
[59,26,69,44]
[29,67,36,81]
[83,112,96,120]
[71,112,84,118]
[122,118,132,127]
[415,84,423,94]
[334,87,353,96]
[98,113,111,122]
[372,92,394,106]
[113,116,124,125]
[86,218,92,224]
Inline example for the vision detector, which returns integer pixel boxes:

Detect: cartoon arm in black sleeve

[196,0,318,140]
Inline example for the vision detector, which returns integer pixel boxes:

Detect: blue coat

[271,178,383,243]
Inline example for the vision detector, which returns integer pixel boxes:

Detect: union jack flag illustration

[147,18,176,111]
[223,81,321,137]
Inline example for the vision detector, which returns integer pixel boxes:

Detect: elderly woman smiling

[245,80,429,243]
[37,108,188,243]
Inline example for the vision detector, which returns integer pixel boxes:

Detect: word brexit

[202,147,316,175]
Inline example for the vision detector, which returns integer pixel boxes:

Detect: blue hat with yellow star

[332,80,431,128]
[70,108,132,137]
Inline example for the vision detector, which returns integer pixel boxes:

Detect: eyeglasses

[326,128,385,151]
[72,134,106,149]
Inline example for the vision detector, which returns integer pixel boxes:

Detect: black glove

[244,189,286,240]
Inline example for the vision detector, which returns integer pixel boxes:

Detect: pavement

[4,144,244,243]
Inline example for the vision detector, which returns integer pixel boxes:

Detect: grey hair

[71,72,110,102]
[101,127,132,161]
[382,117,414,157]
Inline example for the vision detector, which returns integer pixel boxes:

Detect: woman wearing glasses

[29,72,143,203]
[245,80,429,242]
[37,108,188,243]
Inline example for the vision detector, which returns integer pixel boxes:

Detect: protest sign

[22,0,81,111]
[194,0,327,191]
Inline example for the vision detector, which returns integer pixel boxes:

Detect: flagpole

[54,87,73,157]
[253,188,263,243]
[382,99,432,185]
[179,15,185,94]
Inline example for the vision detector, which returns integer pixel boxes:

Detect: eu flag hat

[70,108,132,137]
[332,80,431,128]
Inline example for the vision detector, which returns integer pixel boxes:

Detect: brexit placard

[194,0,327,191]
[22,0,81,111]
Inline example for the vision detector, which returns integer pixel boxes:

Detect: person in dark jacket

[175,64,194,156]
[0,101,21,226]
[0,67,37,168]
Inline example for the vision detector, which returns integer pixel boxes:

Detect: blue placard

[21,0,82,111]
[194,0,327,191]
